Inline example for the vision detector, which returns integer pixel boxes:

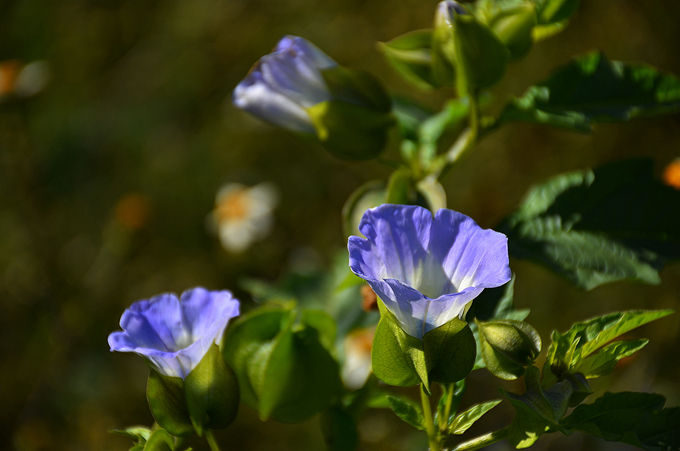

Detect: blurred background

[1,0,679,450]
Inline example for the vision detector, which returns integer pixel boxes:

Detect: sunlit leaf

[387,395,426,430]
[499,52,680,131]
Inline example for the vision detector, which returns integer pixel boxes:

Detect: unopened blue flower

[348,205,511,339]
[108,288,240,379]
[437,0,467,24]
[232,35,337,134]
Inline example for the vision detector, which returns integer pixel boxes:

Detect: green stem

[447,427,509,451]
[205,430,222,451]
[421,384,440,451]
[439,383,455,435]
[430,92,480,179]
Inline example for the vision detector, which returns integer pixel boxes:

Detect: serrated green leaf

[573,339,648,379]
[547,309,674,375]
[146,371,193,438]
[387,395,426,430]
[499,158,680,290]
[143,428,175,451]
[449,400,502,435]
[499,51,680,131]
[503,366,573,448]
[561,392,680,451]
[371,301,428,389]
[423,318,476,383]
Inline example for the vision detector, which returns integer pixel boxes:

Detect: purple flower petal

[348,204,510,338]
[232,35,337,133]
[108,288,240,379]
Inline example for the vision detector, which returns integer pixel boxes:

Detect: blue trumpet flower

[108,288,240,379]
[348,205,511,339]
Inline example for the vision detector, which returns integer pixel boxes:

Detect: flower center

[216,190,249,221]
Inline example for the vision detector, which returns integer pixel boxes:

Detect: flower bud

[233,36,394,160]
[478,319,541,380]
[486,3,536,59]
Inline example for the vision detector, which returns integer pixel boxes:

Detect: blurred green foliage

[1,0,679,450]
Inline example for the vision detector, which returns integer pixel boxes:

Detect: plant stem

[439,383,455,435]
[447,427,509,451]
[421,384,440,451]
[205,430,222,451]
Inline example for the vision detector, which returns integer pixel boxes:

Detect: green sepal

[486,3,536,59]
[434,380,466,430]
[378,30,439,90]
[453,14,509,94]
[371,300,428,390]
[222,306,343,423]
[502,366,573,448]
[184,344,240,436]
[143,428,175,451]
[386,395,426,430]
[478,319,541,380]
[423,318,476,384]
[146,371,194,438]
[307,100,395,161]
[321,66,391,113]
[110,426,152,450]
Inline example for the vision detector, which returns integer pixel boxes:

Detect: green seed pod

[478,319,541,380]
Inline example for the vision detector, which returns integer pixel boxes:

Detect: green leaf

[387,395,426,430]
[483,2,536,59]
[143,428,175,451]
[499,52,680,132]
[449,400,502,435]
[532,0,579,40]
[423,318,476,384]
[499,158,680,290]
[561,392,680,451]
[371,301,428,389]
[222,308,290,409]
[320,407,359,451]
[184,344,239,435]
[109,426,152,442]
[502,366,573,448]
[301,309,338,356]
[378,30,438,90]
[222,306,343,423]
[416,177,448,212]
[573,339,648,379]
[146,371,194,438]
[258,321,343,422]
[546,309,673,376]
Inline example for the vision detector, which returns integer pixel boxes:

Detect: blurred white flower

[0,60,50,99]
[341,327,375,390]
[209,182,278,253]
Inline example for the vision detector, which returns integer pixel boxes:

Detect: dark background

[1,0,679,450]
